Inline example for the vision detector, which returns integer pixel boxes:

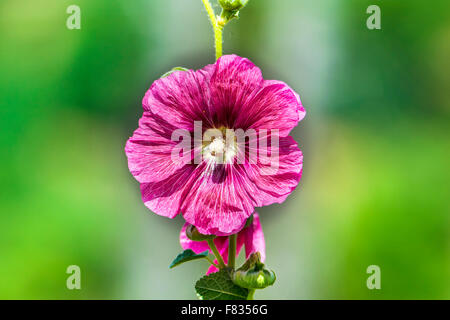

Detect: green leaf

[195,269,249,300]
[160,67,189,78]
[169,249,209,269]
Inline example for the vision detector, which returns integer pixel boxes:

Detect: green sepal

[217,0,249,26]
[244,214,254,228]
[160,67,189,78]
[186,224,216,242]
[169,249,209,269]
[236,251,262,272]
[218,0,249,11]
[195,269,249,300]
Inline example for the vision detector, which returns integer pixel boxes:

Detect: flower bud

[186,224,216,242]
[218,0,249,11]
[217,0,249,26]
[232,252,276,289]
[233,268,276,289]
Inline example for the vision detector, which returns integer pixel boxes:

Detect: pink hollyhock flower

[180,213,265,274]
[125,54,305,235]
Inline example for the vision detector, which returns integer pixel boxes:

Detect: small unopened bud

[218,0,249,11]
[186,224,216,242]
[217,0,249,25]
[232,252,276,289]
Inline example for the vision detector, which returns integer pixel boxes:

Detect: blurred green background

[0,0,449,299]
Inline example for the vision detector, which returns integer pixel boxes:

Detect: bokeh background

[0,0,449,299]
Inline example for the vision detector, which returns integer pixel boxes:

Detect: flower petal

[206,264,219,275]
[125,111,188,184]
[242,213,266,262]
[237,135,303,207]
[180,163,254,236]
[209,54,264,128]
[143,67,216,131]
[140,165,195,218]
[179,223,210,253]
[235,80,305,137]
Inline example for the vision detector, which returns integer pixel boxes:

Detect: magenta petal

[243,213,266,262]
[181,163,253,236]
[143,68,215,131]
[125,111,187,184]
[239,136,303,207]
[209,55,264,127]
[235,80,305,137]
[179,223,210,253]
[140,165,195,218]
[206,264,219,275]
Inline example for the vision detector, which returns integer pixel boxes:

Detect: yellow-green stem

[205,256,219,268]
[207,238,226,269]
[201,0,224,60]
[215,24,224,60]
[228,234,237,269]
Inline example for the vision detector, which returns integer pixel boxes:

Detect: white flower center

[202,129,237,164]
[208,137,225,155]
